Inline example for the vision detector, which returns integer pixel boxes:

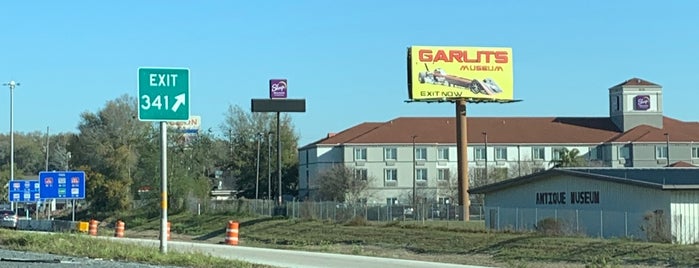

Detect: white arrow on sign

[172,93,186,112]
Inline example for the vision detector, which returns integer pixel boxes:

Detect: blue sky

[1,1,698,146]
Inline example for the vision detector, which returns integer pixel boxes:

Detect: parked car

[0,210,18,229]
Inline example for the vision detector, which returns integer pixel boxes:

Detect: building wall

[298,146,344,198]
[670,191,699,244]
[483,174,671,240]
[300,142,699,204]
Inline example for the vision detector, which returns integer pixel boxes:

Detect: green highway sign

[138,67,190,121]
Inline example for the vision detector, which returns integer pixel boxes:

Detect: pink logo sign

[269,79,288,99]
[634,95,650,110]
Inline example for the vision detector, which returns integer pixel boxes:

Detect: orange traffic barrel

[225,221,239,245]
[159,221,172,240]
[114,220,125,238]
[167,221,171,240]
[88,219,99,236]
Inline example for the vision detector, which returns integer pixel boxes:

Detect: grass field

[107,211,699,268]
[3,209,696,267]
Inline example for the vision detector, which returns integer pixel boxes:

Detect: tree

[507,158,546,179]
[316,165,374,203]
[221,105,300,199]
[552,148,586,167]
[436,169,459,204]
[73,94,151,212]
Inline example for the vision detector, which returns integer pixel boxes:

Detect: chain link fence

[188,199,484,222]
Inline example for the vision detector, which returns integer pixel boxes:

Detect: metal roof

[469,168,699,194]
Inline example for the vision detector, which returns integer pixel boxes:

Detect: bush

[344,216,369,226]
[535,217,567,236]
[640,209,672,243]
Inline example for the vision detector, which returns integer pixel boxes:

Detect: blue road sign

[39,171,86,199]
[8,180,40,202]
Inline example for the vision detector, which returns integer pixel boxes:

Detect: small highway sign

[138,67,190,121]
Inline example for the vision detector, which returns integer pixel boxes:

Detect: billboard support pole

[277,111,282,206]
[456,100,470,221]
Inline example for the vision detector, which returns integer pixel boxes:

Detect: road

[0,248,176,268]
[101,237,491,268]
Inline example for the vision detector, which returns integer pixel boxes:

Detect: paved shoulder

[104,237,492,268]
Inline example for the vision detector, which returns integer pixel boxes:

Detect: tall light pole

[267,131,273,200]
[4,80,19,211]
[255,133,263,200]
[412,135,417,220]
[482,131,488,183]
[664,133,670,166]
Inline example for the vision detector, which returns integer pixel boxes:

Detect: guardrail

[17,219,80,232]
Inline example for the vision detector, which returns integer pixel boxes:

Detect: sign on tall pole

[138,68,190,121]
[406,46,518,221]
[138,67,190,254]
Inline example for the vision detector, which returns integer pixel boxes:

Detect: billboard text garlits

[407,46,513,101]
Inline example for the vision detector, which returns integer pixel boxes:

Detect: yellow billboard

[407,46,513,101]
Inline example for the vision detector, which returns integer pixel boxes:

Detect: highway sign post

[138,67,191,254]
[39,171,85,199]
[8,180,40,202]
[138,68,190,121]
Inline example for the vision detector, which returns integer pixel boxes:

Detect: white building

[469,167,699,244]
[298,78,699,206]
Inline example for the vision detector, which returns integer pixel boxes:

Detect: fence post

[515,208,519,231]
[600,210,603,238]
[576,209,579,233]
[497,207,500,230]
[535,208,538,225]
[624,211,629,237]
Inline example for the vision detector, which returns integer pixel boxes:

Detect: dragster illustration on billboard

[417,63,503,95]
[407,46,514,102]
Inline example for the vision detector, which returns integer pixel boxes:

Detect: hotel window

[384,169,397,182]
[384,147,397,161]
[532,147,545,160]
[416,168,428,181]
[656,146,668,159]
[587,147,597,160]
[415,147,427,160]
[437,168,450,181]
[437,147,450,160]
[354,148,367,161]
[693,147,699,159]
[386,197,398,205]
[474,147,486,160]
[618,146,630,159]
[355,169,368,180]
[495,147,507,160]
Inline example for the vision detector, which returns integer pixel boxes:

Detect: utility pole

[255,133,262,200]
[482,132,488,183]
[412,135,417,220]
[664,133,670,166]
[267,132,273,200]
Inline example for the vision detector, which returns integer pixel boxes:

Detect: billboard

[407,46,513,101]
[269,79,288,99]
[166,115,201,134]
